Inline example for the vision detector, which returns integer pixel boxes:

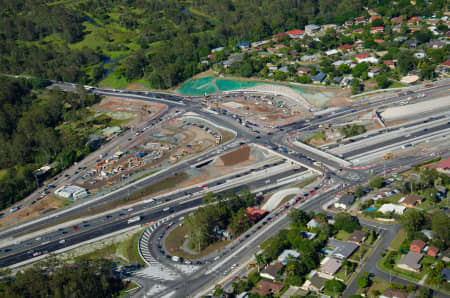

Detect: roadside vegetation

[0,77,108,209]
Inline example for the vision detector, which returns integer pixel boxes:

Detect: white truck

[127,216,141,224]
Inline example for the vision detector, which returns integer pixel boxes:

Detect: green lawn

[335,230,351,241]
[116,228,146,267]
[99,73,131,89]
[390,229,407,250]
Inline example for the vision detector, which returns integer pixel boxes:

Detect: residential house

[323,24,337,31]
[310,73,327,84]
[392,25,402,33]
[281,286,308,298]
[334,194,355,210]
[237,42,250,50]
[410,240,426,253]
[207,54,215,60]
[251,40,271,48]
[414,52,426,59]
[320,257,342,275]
[380,288,409,298]
[223,60,234,68]
[355,53,379,64]
[401,195,425,208]
[325,49,338,56]
[400,75,420,84]
[374,39,385,44]
[368,67,381,78]
[251,280,284,296]
[378,203,407,215]
[370,15,382,22]
[344,20,354,27]
[348,230,367,245]
[421,229,434,240]
[441,268,450,282]
[338,44,355,53]
[236,292,248,298]
[305,24,321,35]
[407,16,420,26]
[435,185,447,197]
[435,156,450,173]
[426,40,446,49]
[279,65,289,73]
[409,27,421,32]
[211,47,224,53]
[328,239,358,259]
[404,40,419,48]
[260,263,284,280]
[286,29,305,39]
[441,249,450,262]
[296,67,310,76]
[370,26,384,34]
[301,231,317,240]
[353,28,364,34]
[426,18,441,25]
[394,36,408,42]
[446,31,450,39]
[353,52,369,61]
[278,249,301,263]
[427,246,439,257]
[397,252,423,272]
[300,54,321,63]
[384,60,397,69]
[301,272,327,293]
[354,17,367,25]
[307,218,320,229]
[391,16,404,24]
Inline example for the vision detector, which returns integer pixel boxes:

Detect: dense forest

[2,0,445,88]
[0,258,123,297]
[0,77,100,209]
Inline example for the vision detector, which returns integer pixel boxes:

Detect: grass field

[165,224,231,260]
[335,230,351,241]
[116,228,146,266]
[389,229,406,250]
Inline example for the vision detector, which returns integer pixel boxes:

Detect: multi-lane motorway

[1,80,450,297]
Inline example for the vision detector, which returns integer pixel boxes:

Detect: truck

[247,262,256,269]
[127,216,141,224]
[383,152,393,160]
[171,256,180,262]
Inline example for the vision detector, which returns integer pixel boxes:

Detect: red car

[200,185,207,189]
[232,276,239,281]
[72,226,78,231]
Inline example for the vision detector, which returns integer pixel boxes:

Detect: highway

[0,80,449,297]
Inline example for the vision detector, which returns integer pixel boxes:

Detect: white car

[127,208,134,212]
[59,239,66,244]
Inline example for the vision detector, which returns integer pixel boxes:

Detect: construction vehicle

[381,152,393,161]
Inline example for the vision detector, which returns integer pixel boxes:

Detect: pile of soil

[220,145,251,166]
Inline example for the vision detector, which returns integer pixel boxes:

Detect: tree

[369,177,384,189]
[334,213,361,233]
[431,212,450,248]
[401,209,425,238]
[357,272,370,288]
[417,287,432,298]
[289,209,310,228]
[213,285,224,297]
[376,74,390,89]
[324,279,346,294]
[239,63,253,77]
[354,185,365,198]
[351,79,362,95]
[352,63,369,78]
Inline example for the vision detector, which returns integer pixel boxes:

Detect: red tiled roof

[408,16,420,23]
[427,246,439,257]
[370,16,382,22]
[353,28,364,33]
[436,156,450,168]
[374,39,385,43]
[355,53,370,59]
[371,26,384,30]
[338,44,354,50]
[391,16,404,23]
[355,17,366,22]
[286,29,304,36]
[410,240,426,250]
[384,60,395,65]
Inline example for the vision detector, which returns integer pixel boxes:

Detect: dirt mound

[220,145,251,166]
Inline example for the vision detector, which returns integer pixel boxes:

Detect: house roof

[370,16,382,22]
[391,16,404,23]
[408,16,420,23]
[320,257,342,275]
[384,60,395,65]
[310,73,327,82]
[338,44,354,50]
[309,273,327,290]
[427,246,439,256]
[336,194,355,206]
[398,252,423,270]
[379,203,406,214]
[374,39,385,43]
[442,268,450,281]
[251,280,284,296]
[286,29,304,36]
[371,26,384,30]
[355,53,370,59]
[328,239,358,259]
[403,195,424,206]
[307,218,320,228]
[410,240,426,250]
[382,288,408,298]
[349,230,366,243]
[278,249,301,262]
[261,263,284,278]
[436,156,450,167]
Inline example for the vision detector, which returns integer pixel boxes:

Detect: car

[200,185,207,189]
[33,251,42,257]
[128,138,132,141]
[232,276,239,281]
[72,226,78,231]
[59,239,66,244]
[35,237,42,241]
[127,208,134,212]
